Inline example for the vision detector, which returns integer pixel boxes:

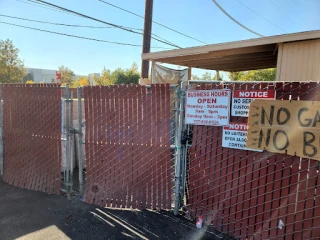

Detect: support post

[216,70,220,80]
[0,87,3,176]
[77,87,84,194]
[174,82,185,215]
[141,0,153,79]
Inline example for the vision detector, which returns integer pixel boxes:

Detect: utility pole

[141,0,153,79]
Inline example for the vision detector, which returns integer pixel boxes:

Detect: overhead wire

[0,21,172,49]
[16,0,78,17]
[98,0,208,45]
[0,14,180,48]
[29,0,182,49]
[4,14,180,47]
[211,0,264,37]
[234,0,287,33]
[0,14,114,28]
[268,0,295,24]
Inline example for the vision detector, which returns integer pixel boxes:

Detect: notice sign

[247,100,320,160]
[232,90,275,117]
[185,90,230,126]
[222,122,262,151]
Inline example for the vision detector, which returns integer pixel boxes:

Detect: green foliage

[94,63,140,86]
[192,72,223,81]
[230,68,276,81]
[70,76,89,88]
[58,65,75,85]
[0,39,26,83]
[26,80,34,84]
[94,67,113,86]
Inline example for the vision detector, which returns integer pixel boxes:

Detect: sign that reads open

[222,122,262,151]
[232,90,275,117]
[247,100,320,160]
[185,89,230,126]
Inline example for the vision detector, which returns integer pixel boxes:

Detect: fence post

[69,90,74,190]
[0,86,3,176]
[77,87,84,194]
[174,82,185,215]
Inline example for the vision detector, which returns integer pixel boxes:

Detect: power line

[0,14,114,28]
[16,0,78,17]
[269,0,295,24]
[0,14,180,48]
[98,0,208,45]
[30,0,181,49]
[211,0,264,37]
[235,0,287,33]
[0,21,172,49]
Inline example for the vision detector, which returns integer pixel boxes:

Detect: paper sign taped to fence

[247,100,320,160]
[222,123,263,151]
[232,90,275,117]
[185,90,230,126]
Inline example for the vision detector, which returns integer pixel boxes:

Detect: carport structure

[142,30,320,81]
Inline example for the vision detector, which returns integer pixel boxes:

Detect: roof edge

[142,30,320,60]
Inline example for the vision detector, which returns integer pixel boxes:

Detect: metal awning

[142,30,320,72]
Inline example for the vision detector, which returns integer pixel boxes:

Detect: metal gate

[82,84,173,209]
[1,84,62,194]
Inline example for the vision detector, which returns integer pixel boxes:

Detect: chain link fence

[80,84,173,209]
[1,84,62,194]
[184,81,320,239]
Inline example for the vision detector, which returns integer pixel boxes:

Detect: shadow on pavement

[0,178,227,240]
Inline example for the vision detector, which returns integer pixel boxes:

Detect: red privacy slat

[2,84,61,194]
[187,82,320,240]
[83,84,171,210]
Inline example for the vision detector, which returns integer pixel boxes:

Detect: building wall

[26,68,56,83]
[276,39,320,81]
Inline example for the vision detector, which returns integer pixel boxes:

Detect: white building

[24,68,100,84]
[24,68,57,83]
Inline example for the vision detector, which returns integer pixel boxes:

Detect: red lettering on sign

[233,90,275,99]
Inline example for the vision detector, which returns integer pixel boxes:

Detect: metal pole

[77,87,84,194]
[65,84,70,191]
[174,82,185,215]
[69,90,74,191]
[0,87,3,176]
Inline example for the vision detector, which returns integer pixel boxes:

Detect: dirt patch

[0,178,228,240]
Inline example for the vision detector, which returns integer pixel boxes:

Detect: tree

[111,63,140,84]
[94,67,114,86]
[230,68,276,81]
[70,76,89,88]
[202,72,213,80]
[0,39,26,83]
[58,65,75,85]
[192,74,200,80]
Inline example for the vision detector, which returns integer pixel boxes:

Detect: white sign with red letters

[222,122,262,151]
[231,90,276,117]
[185,90,231,126]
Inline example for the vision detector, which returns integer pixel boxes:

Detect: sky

[0,0,319,78]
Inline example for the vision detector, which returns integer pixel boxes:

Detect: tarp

[151,63,188,84]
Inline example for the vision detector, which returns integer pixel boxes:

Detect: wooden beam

[220,63,277,72]
[155,45,276,63]
[175,54,277,67]
[193,59,277,69]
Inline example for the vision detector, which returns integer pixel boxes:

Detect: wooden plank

[275,43,283,81]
